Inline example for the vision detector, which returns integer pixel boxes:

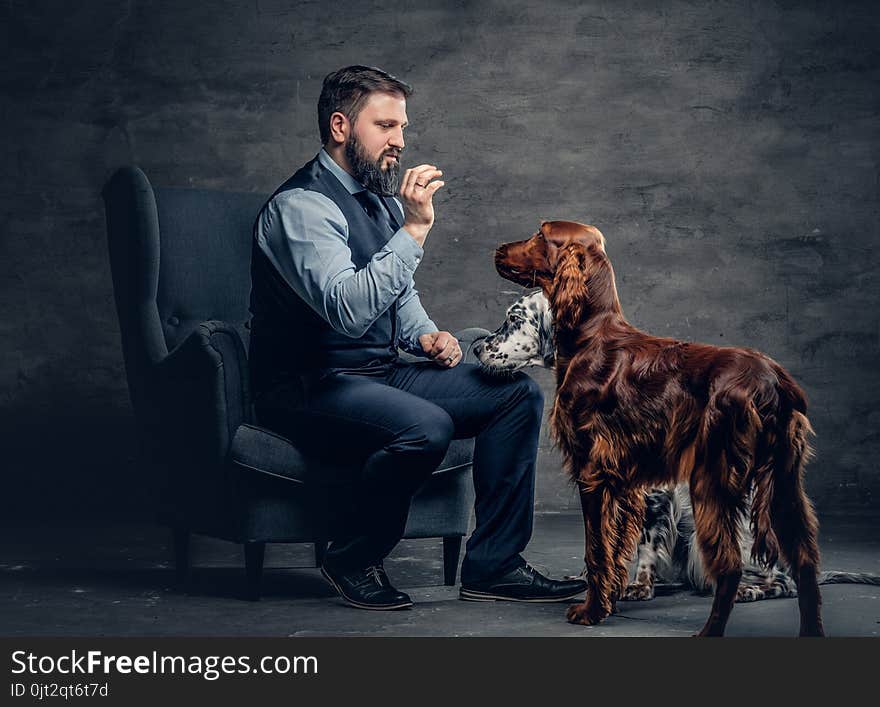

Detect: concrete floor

[2,513,878,637]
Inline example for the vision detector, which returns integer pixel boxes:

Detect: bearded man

[248,65,585,610]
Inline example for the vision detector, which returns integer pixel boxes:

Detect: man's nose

[389,127,405,149]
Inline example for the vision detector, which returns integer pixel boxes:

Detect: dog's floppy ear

[549,243,588,330]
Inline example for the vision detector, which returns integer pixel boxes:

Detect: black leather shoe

[321,561,413,611]
[460,563,587,603]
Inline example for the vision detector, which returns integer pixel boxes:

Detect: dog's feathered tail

[818,571,880,586]
[750,405,821,576]
[748,410,781,569]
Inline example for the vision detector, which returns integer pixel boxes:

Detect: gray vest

[248,156,403,398]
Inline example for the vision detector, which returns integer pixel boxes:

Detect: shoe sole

[459,587,586,603]
[320,567,413,611]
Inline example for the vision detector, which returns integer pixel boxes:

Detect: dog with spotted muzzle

[473,290,555,372]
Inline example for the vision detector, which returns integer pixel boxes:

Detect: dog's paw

[735,585,764,603]
[566,602,606,626]
[620,582,655,602]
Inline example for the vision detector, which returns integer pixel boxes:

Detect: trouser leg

[387,362,544,584]
[255,371,454,570]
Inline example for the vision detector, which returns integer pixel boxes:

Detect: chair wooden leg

[172,526,191,590]
[443,536,462,586]
[314,540,328,568]
[244,542,266,601]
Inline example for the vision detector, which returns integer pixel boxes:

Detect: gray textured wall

[2,0,878,521]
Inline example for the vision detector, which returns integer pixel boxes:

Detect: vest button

[168,316,180,326]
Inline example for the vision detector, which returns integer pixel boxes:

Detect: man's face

[345,91,408,196]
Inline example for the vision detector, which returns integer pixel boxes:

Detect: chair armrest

[153,320,251,467]
[454,327,491,364]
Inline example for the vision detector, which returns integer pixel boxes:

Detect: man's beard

[345,135,401,197]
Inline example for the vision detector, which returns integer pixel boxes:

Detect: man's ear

[549,243,588,330]
[329,111,350,144]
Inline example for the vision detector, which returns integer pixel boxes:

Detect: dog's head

[494,220,618,330]
[475,290,554,372]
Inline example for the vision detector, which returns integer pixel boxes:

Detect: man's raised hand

[400,164,444,246]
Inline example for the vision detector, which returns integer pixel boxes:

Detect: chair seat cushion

[229,423,474,487]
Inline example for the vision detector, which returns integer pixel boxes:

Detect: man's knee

[420,411,456,458]
[393,408,455,460]
[510,372,544,417]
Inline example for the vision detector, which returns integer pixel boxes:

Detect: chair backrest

[103,166,266,434]
[153,185,266,352]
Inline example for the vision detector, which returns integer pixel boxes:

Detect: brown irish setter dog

[494,220,824,636]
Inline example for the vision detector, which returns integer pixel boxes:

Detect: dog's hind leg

[768,411,823,636]
[690,469,744,637]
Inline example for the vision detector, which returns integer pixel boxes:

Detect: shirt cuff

[400,324,439,357]
[412,322,439,341]
[388,228,424,271]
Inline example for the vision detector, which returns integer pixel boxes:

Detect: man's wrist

[402,222,429,246]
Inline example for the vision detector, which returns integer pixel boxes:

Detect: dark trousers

[256,360,544,585]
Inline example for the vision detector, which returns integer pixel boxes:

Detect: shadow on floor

[2,513,878,637]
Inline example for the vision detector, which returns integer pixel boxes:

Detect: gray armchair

[102,166,487,599]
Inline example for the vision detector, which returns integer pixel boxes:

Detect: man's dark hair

[318,65,413,144]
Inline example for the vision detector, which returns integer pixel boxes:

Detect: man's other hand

[418,331,462,368]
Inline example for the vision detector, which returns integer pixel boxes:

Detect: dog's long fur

[493,220,826,636]
[476,290,880,605]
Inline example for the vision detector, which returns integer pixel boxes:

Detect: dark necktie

[354,189,398,236]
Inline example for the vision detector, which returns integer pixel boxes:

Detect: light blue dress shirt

[255,149,438,356]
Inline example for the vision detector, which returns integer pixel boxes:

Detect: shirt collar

[318,148,367,195]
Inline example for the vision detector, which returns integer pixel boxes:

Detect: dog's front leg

[567,485,615,626]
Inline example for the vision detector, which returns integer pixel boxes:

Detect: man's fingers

[439,340,462,367]
[432,335,459,358]
[400,168,414,193]
[404,164,437,182]
[403,165,432,191]
[402,165,442,192]
[421,332,460,368]
[429,334,450,355]
[430,336,450,356]
[438,341,457,361]
[409,179,442,197]
[426,181,445,195]
[419,331,438,351]
[415,169,443,185]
